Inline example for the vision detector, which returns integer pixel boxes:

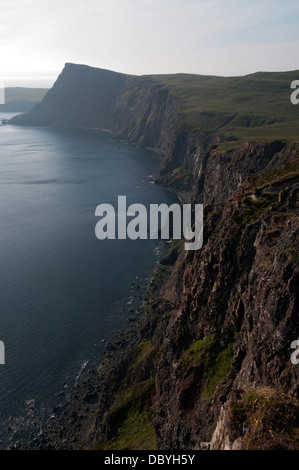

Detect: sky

[1,0,299,87]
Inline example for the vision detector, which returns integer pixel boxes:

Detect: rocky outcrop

[11,64,181,155]
[195,141,299,204]
[158,137,299,203]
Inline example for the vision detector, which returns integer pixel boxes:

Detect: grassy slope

[146,70,299,146]
[7,71,299,147]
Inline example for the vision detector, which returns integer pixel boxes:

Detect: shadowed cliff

[12,63,299,199]
[11,63,180,154]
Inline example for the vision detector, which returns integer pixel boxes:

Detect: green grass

[171,166,192,184]
[180,335,217,371]
[178,335,234,400]
[214,140,244,152]
[95,339,160,450]
[98,408,156,450]
[229,389,299,449]
[203,343,234,400]
[145,70,299,144]
[96,379,156,450]
[121,340,160,387]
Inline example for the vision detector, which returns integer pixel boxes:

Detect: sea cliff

[12,63,299,450]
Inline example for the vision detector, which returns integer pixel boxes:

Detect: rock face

[153,174,299,450]
[12,63,181,155]
[43,158,299,451]
[12,63,299,450]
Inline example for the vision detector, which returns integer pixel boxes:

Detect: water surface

[0,114,177,446]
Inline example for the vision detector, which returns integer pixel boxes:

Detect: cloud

[1,0,299,79]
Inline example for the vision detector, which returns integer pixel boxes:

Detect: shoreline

[6,240,171,450]
[40,266,168,450]
[1,120,177,450]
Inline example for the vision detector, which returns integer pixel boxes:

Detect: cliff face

[194,141,299,204]
[158,137,299,202]
[12,64,298,204]
[12,63,181,154]
[11,63,299,450]
[153,170,299,450]
[43,154,299,451]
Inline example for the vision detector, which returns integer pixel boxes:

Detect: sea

[0,112,178,447]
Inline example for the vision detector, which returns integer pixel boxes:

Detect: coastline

[9,241,172,450]
[5,128,299,451]
[44,268,169,450]
[2,120,177,450]
[4,63,299,451]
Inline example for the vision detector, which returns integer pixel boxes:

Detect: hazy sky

[1,0,299,87]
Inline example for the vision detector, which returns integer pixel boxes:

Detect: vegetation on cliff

[229,388,299,450]
[147,71,299,144]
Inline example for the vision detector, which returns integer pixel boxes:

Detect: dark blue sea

[0,113,177,447]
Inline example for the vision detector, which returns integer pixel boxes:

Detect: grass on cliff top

[146,70,299,144]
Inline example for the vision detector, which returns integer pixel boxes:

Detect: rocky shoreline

[7,242,170,450]
[40,266,170,450]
